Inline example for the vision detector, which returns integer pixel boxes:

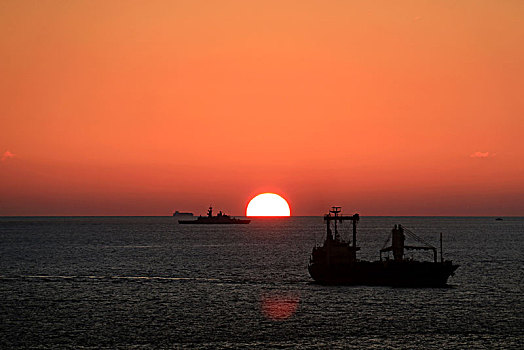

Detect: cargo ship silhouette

[308,207,458,287]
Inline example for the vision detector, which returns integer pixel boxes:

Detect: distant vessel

[178,207,250,225]
[173,211,194,217]
[308,207,458,287]
[495,218,503,221]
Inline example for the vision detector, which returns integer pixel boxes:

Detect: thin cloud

[470,151,495,159]
[1,150,15,161]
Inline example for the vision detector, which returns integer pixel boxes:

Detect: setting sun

[246,193,291,217]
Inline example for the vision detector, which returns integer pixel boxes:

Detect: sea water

[0,216,522,349]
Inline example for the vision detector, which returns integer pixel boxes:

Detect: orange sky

[1,0,523,216]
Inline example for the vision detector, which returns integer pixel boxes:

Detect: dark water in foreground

[0,216,522,349]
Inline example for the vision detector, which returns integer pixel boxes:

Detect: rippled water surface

[1,216,522,348]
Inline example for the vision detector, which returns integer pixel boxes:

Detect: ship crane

[380,225,438,262]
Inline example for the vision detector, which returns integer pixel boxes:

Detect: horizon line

[0,215,521,218]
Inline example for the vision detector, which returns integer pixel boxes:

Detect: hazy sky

[1,0,523,215]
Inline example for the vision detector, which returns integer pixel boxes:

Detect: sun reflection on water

[261,293,300,321]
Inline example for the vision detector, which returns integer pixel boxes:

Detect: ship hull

[178,219,251,224]
[308,260,458,287]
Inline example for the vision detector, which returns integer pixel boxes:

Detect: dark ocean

[0,216,522,349]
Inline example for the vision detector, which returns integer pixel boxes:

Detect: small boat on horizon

[178,207,250,225]
[173,211,194,217]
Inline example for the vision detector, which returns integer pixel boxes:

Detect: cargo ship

[178,207,250,225]
[308,207,458,287]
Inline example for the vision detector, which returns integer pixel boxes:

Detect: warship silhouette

[178,207,250,225]
[308,207,458,287]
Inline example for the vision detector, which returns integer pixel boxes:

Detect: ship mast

[440,232,443,263]
[332,206,340,240]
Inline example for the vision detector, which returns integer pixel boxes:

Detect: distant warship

[178,207,250,225]
[308,207,458,287]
